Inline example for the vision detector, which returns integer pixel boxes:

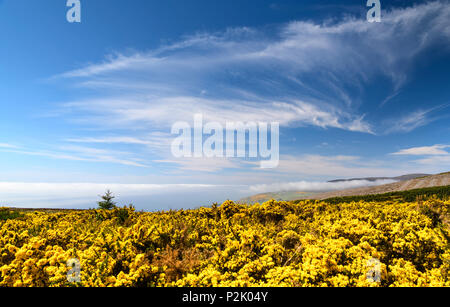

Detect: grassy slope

[293,185,450,205]
[313,172,450,200]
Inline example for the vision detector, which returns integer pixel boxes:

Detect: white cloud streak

[0,145,148,168]
[249,154,411,178]
[392,144,450,156]
[62,97,373,133]
[0,143,19,149]
[416,155,450,165]
[383,107,445,134]
[390,144,450,169]
[249,179,397,194]
[155,157,243,173]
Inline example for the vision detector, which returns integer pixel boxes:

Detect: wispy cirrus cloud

[383,104,450,134]
[53,1,450,137]
[17,0,446,182]
[0,143,19,149]
[61,96,373,133]
[155,157,243,173]
[384,109,433,134]
[247,154,414,178]
[65,132,173,154]
[0,145,148,168]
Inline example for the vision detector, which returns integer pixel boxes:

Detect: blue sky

[1,0,450,210]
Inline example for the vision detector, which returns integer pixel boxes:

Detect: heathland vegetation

[302,185,450,205]
[0,187,449,287]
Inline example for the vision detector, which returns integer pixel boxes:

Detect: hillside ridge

[313,172,450,200]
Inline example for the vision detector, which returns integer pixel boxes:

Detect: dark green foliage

[114,205,135,225]
[97,190,117,210]
[316,185,450,205]
[0,208,23,221]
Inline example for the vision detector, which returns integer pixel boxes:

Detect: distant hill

[311,185,450,205]
[327,173,429,183]
[313,172,450,200]
[238,173,441,204]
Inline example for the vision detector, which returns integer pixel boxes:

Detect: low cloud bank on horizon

[249,179,397,194]
[0,179,396,210]
[0,182,230,210]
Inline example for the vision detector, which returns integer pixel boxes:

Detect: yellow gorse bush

[0,198,449,287]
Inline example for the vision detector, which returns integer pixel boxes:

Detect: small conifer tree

[97,190,116,210]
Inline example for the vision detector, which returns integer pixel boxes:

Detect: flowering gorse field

[0,198,449,287]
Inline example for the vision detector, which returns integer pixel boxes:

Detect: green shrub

[0,208,23,221]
